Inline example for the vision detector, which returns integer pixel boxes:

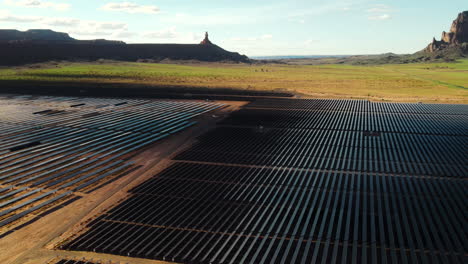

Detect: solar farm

[46,258,115,264]
[0,94,466,264]
[0,94,225,236]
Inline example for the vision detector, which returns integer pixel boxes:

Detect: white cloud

[368,14,391,21]
[45,18,80,27]
[91,22,127,31]
[100,2,160,14]
[0,11,131,39]
[40,18,127,34]
[143,27,177,39]
[112,30,137,38]
[4,0,70,11]
[144,28,200,42]
[68,30,112,37]
[367,4,392,21]
[139,27,202,43]
[287,1,357,25]
[67,21,128,38]
[367,4,391,13]
[305,39,320,45]
[0,11,40,22]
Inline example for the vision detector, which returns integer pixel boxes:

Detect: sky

[0,0,466,56]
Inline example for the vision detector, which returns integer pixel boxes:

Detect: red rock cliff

[426,11,468,52]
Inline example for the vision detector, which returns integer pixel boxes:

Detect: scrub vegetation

[1,59,467,103]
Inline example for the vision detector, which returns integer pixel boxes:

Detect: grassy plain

[1,59,467,103]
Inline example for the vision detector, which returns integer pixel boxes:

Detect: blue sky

[0,0,466,56]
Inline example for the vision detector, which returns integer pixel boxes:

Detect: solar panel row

[49,258,120,264]
[175,127,466,177]
[64,163,466,263]
[62,98,467,264]
[0,94,222,235]
[221,108,468,135]
[247,98,468,115]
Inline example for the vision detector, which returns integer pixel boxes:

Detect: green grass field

[1,60,467,103]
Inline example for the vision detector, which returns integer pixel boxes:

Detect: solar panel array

[63,99,467,264]
[174,127,466,177]
[48,258,122,264]
[0,94,222,235]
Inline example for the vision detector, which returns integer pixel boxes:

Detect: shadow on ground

[0,80,293,100]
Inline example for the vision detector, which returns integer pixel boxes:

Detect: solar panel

[0,188,42,209]
[0,94,221,235]
[62,99,467,264]
[0,190,56,217]
[0,191,72,228]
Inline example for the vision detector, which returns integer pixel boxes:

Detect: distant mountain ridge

[0,29,249,65]
[0,29,74,42]
[0,29,125,45]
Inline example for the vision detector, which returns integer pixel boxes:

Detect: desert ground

[0,60,466,264]
[0,59,467,104]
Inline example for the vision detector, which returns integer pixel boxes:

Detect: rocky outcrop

[426,11,468,52]
[0,43,249,65]
[200,32,213,45]
[0,30,249,65]
[443,11,468,44]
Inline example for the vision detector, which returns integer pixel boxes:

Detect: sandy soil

[0,100,246,264]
